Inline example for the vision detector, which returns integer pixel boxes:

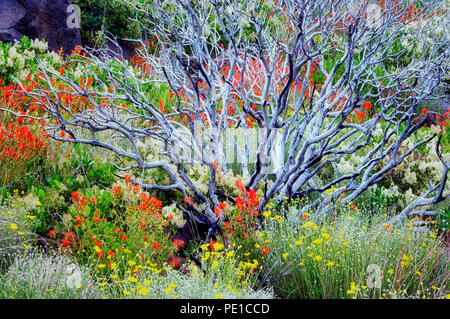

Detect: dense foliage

[0,0,448,299]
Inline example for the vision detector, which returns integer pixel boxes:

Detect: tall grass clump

[261,202,449,299]
[102,262,274,299]
[0,249,101,299]
[0,192,41,271]
[96,241,274,299]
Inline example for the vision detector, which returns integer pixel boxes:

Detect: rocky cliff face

[0,0,81,53]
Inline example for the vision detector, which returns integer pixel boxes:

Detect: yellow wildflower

[127,276,137,283]
[138,286,149,296]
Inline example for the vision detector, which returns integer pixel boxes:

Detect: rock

[420,111,441,127]
[0,27,23,42]
[101,39,135,61]
[0,0,81,53]
[440,95,450,112]
[0,0,27,30]
[166,256,188,272]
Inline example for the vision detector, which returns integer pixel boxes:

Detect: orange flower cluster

[235,179,259,216]
[131,41,154,76]
[57,181,176,275]
[0,115,50,184]
[345,101,373,124]
[221,180,261,252]
[421,107,449,128]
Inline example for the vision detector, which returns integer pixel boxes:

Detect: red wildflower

[170,258,179,268]
[235,179,245,192]
[112,186,121,197]
[93,215,101,223]
[73,216,84,228]
[356,110,365,123]
[71,191,80,202]
[158,98,165,112]
[65,231,74,239]
[235,196,245,211]
[362,101,372,111]
[79,196,88,207]
[61,238,71,247]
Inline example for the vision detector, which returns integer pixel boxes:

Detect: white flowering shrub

[0,37,63,83]
[400,1,449,58]
[336,123,449,210]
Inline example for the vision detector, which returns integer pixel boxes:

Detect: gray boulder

[0,0,81,53]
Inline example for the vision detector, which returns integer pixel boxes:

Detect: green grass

[260,204,449,299]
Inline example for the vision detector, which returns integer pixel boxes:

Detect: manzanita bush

[7,0,447,242]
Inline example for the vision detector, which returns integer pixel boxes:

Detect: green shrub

[73,0,141,48]
[0,37,63,84]
[53,179,182,278]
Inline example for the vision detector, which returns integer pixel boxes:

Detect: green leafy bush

[73,0,142,48]
[0,37,63,84]
[54,179,182,278]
